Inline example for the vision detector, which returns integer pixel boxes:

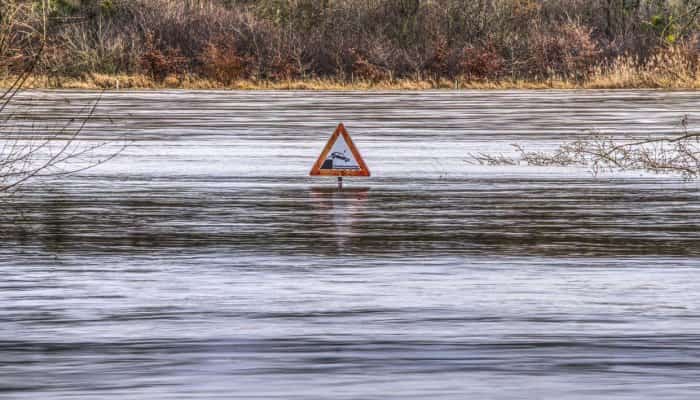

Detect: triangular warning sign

[310,123,370,177]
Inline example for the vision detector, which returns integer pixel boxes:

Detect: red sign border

[309,123,371,177]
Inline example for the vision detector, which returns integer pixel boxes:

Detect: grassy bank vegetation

[1,0,699,89]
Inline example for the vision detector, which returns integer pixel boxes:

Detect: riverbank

[4,71,699,91]
[4,0,700,92]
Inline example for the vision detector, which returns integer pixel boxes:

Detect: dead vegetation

[0,0,126,194]
[471,117,700,179]
[1,0,699,89]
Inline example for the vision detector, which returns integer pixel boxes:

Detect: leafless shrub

[527,21,600,80]
[459,43,505,80]
[4,0,700,84]
[471,117,700,179]
[348,48,390,82]
[423,37,450,79]
[1,93,127,194]
[469,152,518,166]
[0,1,127,195]
[198,35,251,84]
[139,32,188,82]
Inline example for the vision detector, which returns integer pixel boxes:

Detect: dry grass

[0,76,521,90]
[586,51,700,89]
[2,75,696,91]
[2,49,698,90]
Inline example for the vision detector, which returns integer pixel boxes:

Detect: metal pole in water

[337,176,343,191]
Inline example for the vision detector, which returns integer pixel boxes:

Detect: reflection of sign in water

[309,187,370,251]
[310,123,370,177]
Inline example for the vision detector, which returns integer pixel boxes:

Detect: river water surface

[2,90,700,399]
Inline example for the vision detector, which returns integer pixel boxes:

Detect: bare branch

[0,1,128,194]
[471,118,700,179]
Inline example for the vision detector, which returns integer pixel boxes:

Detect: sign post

[309,123,370,190]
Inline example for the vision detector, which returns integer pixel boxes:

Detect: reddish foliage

[460,45,505,80]
[198,37,252,84]
[424,38,450,78]
[8,0,698,84]
[269,56,299,80]
[349,48,388,81]
[528,22,600,80]
[139,33,187,81]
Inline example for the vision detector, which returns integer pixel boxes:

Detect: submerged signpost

[309,123,370,190]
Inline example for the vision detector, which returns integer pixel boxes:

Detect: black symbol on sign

[331,152,350,162]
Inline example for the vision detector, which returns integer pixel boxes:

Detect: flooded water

[2,90,700,399]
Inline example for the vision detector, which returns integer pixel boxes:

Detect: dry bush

[348,48,390,82]
[267,53,300,80]
[198,36,251,84]
[471,117,700,179]
[3,0,699,86]
[0,1,38,77]
[527,21,600,80]
[459,44,505,80]
[139,32,187,82]
[47,20,140,77]
[0,2,24,71]
[589,39,699,88]
[1,94,127,193]
[643,39,700,86]
[423,37,450,79]
[0,1,127,194]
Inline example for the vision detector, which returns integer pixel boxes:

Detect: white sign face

[320,135,361,170]
[310,123,370,177]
